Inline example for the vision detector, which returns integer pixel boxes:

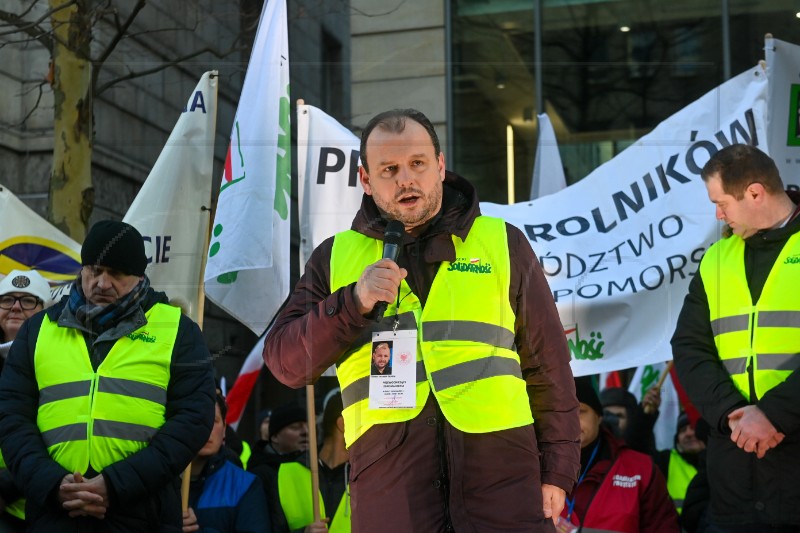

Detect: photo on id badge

[370,340,393,376]
[369,329,417,409]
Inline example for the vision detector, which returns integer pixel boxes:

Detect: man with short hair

[0,220,216,531]
[370,341,391,375]
[264,108,580,531]
[672,144,800,531]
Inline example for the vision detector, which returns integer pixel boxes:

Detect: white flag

[297,104,362,268]
[0,184,81,283]
[628,363,680,452]
[530,113,568,200]
[765,36,800,188]
[204,0,291,335]
[481,66,768,376]
[123,72,218,322]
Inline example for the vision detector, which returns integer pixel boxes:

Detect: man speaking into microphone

[263,108,579,532]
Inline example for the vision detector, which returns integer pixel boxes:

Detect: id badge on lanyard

[368,326,417,409]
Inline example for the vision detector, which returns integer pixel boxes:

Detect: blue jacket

[190,451,271,533]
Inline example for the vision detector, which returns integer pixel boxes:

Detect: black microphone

[374,219,405,321]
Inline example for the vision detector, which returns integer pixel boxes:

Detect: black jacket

[0,289,216,532]
[671,191,800,525]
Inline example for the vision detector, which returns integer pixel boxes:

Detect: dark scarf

[68,276,151,333]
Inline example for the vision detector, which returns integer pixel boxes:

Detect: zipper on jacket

[87,372,99,464]
[747,312,757,401]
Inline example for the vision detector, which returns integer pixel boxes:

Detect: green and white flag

[204,0,291,335]
[765,36,800,188]
[124,71,218,323]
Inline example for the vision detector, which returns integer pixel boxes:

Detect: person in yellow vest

[264,108,580,531]
[0,269,52,532]
[271,392,350,533]
[0,220,216,532]
[653,412,705,515]
[672,144,800,531]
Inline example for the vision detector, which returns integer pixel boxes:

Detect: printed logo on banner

[788,84,800,147]
[564,323,605,361]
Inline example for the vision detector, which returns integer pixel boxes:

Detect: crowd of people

[0,109,796,533]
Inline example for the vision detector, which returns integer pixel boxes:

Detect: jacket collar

[350,170,480,242]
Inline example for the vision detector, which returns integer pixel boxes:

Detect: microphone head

[383,220,405,246]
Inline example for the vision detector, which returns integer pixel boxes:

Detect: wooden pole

[182,123,217,512]
[643,361,674,414]
[306,384,321,522]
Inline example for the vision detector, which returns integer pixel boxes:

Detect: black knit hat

[676,412,691,434]
[574,376,603,416]
[599,387,639,412]
[82,220,147,276]
[268,403,306,440]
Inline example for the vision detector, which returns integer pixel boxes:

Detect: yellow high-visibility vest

[700,232,800,400]
[278,461,350,532]
[331,216,533,446]
[666,449,697,514]
[34,303,179,473]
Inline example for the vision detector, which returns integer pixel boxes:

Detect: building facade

[350,0,796,203]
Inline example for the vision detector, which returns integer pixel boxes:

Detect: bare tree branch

[94,0,145,67]
[15,80,49,126]
[94,41,243,96]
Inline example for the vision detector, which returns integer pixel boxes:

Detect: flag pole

[306,384,322,523]
[182,73,218,512]
[643,361,674,415]
[182,201,214,513]
[295,95,321,523]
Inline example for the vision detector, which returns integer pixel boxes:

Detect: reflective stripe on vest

[666,449,697,515]
[35,304,178,473]
[278,462,351,532]
[331,216,532,446]
[700,232,800,400]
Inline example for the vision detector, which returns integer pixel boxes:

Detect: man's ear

[747,182,766,201]
[359,166,372,195]
[336,416,345,433]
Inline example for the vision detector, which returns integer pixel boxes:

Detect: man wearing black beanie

[561,376,679,533]
[0,219,216,532]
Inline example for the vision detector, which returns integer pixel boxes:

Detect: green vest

[700,232,800,400]
[35,303,179,473]
[666,449,697,514]
[331,216,533,446]
[277,461,351,532]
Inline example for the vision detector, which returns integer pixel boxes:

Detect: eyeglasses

[0,295,42,310]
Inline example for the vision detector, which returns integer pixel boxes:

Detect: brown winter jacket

[263,170,580,492]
